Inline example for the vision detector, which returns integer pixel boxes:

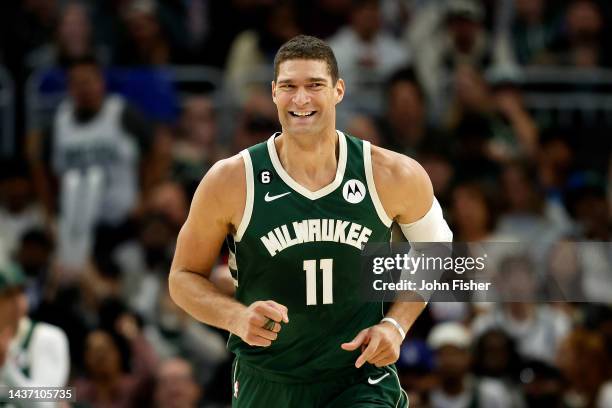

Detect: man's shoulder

[206,153,246,187]
[369,144,425,186]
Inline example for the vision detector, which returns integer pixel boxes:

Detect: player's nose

[292,87,310,106]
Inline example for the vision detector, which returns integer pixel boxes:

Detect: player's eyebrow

[277,77,329,84]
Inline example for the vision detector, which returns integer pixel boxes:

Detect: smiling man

[169,35,452,407]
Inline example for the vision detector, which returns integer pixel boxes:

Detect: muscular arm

[373,146,435,331]
[169,155,288,346]
[343,146,447,367]
[168,155,247,333]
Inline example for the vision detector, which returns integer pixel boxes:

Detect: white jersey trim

[267,130,347,201]
[235,150,254,242]
[363,141,393,227]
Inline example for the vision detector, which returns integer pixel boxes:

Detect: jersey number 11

[303,259,333,305]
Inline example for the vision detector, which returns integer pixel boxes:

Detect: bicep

[171,161,244,278]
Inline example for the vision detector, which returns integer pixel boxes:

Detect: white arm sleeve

[2,323,70,388]
[399,197,453,242]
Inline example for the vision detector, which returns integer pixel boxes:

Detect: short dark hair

[274,35,339,84]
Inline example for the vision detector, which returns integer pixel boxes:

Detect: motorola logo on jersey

[342,179,366,204]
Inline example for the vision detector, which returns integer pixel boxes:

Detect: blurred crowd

[0,0,611,407]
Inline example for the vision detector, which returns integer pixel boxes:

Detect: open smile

[289,111,316,117]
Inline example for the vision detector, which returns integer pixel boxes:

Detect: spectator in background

[510,0,563,65]
[413,0,515,122]
[28,56,164,271]
[375,68,438,157]
[328,0,408,111]
[0,262,70,392]
[154,357,202,408]
[114,0,185,66]
[225,0,300,103]
[446,66,539,168]
[496,161,566,259]
[556,328,612,407]
[230,87,280,153]
[426,322,513,408]
[450,181,500,242]
[114,212,176,321]
[172,96,226,195]
[562,173,611,302]
[15,229,54,315]
[74,303,158,408]
[145,286,229,387]
[519,359,565,407]
[345,113,382,146]
[546,0,610,68]
[26,1,110,69]
[473,329,525,406]
[0,160,45,261]
[473,255,572,364]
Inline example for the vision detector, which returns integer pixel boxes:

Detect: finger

[366,346,388,365]
[265,300,289,323]
[369,352,393,367]
[341,329,369,351]
[356,335,381,368]
[255,303,284,323]
[251,325,279,342]
[247,335,273,347]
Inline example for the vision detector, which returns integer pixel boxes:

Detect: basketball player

[169,35,452,407]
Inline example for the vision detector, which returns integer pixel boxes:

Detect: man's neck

[275,129,339,192]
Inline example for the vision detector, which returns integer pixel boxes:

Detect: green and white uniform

[228,131,408,407]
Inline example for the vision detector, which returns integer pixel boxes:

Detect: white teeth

[291,111,314,117]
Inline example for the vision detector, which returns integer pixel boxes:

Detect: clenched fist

[232,300,289,347]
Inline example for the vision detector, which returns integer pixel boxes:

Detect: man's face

[68,64,105,114]
[155,359,201,408]
[272,59,344,138]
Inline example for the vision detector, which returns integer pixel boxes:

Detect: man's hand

[341,322,403,368]
[233,300,289,347]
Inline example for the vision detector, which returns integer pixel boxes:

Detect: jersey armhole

[363,141,393,227]
[235,149,254,242]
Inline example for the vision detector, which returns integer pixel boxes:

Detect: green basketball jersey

[227,131,393,382]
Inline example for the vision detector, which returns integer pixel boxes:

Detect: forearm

[383,301,427,336]
[169,269,246,334]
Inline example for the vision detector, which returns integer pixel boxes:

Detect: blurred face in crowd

[180,97,217,146]
[435,345,471,380]
[68,63,105,116]
[502,165,542,214]
[557,329,610,395]
[0,176,31,214]
[497,257,538,301]
[515,0,545,23]
[478,331,511,376]
[154,358,201,408]
[346,114,381,145]
[85,330,122,380]
[351,1,382,42]
[567,0,602,41]
[547,240,580,286]
[447,17,481,53]
[272,59,344,138]
[124,7,161,45]
[388,81,425,129]
[267,3,300,43]
[452,184,491,235]
[57,2,91,57]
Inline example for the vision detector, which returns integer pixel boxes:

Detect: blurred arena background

[0,0,610,407]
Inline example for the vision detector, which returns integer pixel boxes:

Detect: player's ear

[271,80,277,103]
[334,78,345,104]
